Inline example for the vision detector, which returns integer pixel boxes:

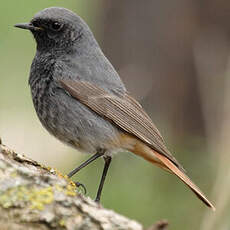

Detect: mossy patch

[59,218,66,227]
[29,186,54,210]
[46,168,78,196]
[0,185,54,210]
[0,182,78,211]
[65,184,77,196]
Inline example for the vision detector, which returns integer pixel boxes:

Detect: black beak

[14,23,43,31]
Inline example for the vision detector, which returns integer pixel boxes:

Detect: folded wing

[60,79,215,210]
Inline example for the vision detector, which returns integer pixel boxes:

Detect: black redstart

[15,7,215,210]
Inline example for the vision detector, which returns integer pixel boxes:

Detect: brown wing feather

[60,80,184,171]
[60,80,215,210]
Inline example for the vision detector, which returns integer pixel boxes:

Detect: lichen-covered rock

[0,143,143,230]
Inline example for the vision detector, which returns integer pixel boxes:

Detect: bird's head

[15,7,95,53]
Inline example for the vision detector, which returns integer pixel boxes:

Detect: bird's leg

[95,156,112,203]
[68,151,104,178]
[68,151,104,193]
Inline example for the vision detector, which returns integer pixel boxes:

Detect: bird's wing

[60,80,184,171]
[60,80,215,210]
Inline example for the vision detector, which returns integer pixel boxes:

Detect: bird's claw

[74,181,87,194]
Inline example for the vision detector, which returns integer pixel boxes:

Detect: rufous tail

[153,151,215,211]
[129,138,215,211]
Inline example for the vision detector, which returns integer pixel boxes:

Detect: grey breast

[29,51,124,154]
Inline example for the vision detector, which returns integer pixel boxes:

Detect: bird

[15,7,215,210]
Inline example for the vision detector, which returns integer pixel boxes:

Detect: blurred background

[0,0,229,229]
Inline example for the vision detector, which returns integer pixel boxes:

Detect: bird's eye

[50,22,62,31]
[32,21,40,28]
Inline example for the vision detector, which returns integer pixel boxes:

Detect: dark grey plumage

[15,6,181,167]
[29,7,126,154]
[14,7,215,209]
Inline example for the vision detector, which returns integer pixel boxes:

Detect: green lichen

[29,186,54,210]
[0,193,12,208]
[65,184,77,197]
[10,171,18,178]
[59,218,66,227]
[55,183,77,197]
[0,186,27,208]
[0,185,54,210]
[0,182,78,210]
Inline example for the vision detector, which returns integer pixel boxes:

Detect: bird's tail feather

[153,151,215,211]
[130,139,215,211]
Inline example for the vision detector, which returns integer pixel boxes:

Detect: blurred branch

[0,142,144,230]
[194,32,230,229]
[200,58,230,230]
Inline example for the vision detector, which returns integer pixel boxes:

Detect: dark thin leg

[95,156,112,203]
[68,152,104,178]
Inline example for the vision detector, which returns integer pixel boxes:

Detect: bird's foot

[74,181,87,194]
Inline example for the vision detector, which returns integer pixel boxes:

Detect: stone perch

[0,140,168,230]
